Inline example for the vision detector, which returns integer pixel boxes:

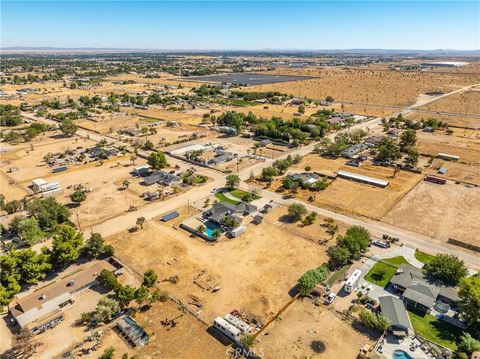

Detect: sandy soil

[416,131,480,165]
[417,89,480,117]
[428,159,480,185]
[247,66,480,108]
[134,301,228,359]
[256,299,377,359]
[106,206,329,324]
[279,154,423,219]
[383,181,480,245]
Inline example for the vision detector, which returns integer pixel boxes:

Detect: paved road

[21,85,480,269]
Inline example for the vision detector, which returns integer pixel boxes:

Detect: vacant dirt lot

[247,66,480,108]
[106,206,329,325]
[280,155,423,219]
[383,181,480,245]
[133,300,228,359]
[428,159,480,185]
[256,300,377,359]
[416,131,480,165]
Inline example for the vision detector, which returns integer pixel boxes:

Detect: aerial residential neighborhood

[1,1,479,359]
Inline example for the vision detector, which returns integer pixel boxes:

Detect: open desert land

[383,181,480,246]
[106,205,330,325]
[245,66,480,108]
[416,130,480,165]
[255,300,377,359]
[277,154,423,219]
[416,87,480,117]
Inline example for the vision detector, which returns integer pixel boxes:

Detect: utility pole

[76,213,81,231]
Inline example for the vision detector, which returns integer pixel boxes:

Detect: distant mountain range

[1,47,479,57]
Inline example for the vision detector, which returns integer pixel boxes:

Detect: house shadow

[351,322,381,341]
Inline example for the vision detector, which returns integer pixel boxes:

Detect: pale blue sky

[1,1,479,50]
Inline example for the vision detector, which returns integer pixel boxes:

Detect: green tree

[26,198,70,231]
[457,333,480,354]
[225,174,240,189]
[70,189,87,203]
[328,246,352,268]
[425,254,467,285]
[136,216,146,229]
[287,203,307,222]
[98,269,120,292]
[15,217,45,245]
[117,285,136,308]
[458,276,480,337]
[59,118,77,137]
[82,233,105,259]
[297,265,329,295]
[376,138,402,162]
[143,269,158,287]
[147,151,168,170]
[144,140,154,150]
[282,176,293,189]
[51,225,84,267]
[404,146,419,167]
[135,285,149,306]
[399,129,417,149]
[261,166,279,181]
[95,297,121,323]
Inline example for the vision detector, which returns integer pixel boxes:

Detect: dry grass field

[134,301,228,359]
[416,131,480,165]
[106,205,330,324]
[247,66,480,108]
[428,159,480,185]
[280,154,423,219]
[417,88,480,117]
[383,181,480,245]
[256,300,377,359]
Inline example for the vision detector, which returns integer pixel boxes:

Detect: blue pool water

[205,226,220,237]
[393,350,413,359]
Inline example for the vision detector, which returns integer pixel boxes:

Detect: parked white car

[325,293,337,305]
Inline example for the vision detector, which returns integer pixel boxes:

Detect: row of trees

[261,154,301,182]
[1,224,113,306]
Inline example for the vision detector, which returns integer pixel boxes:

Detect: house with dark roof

[341,144,369,159]
[378,296,413,336]
[207,150,236,165]
[203,202,257,225]
[389,263,459,314]
[142,171,181,186]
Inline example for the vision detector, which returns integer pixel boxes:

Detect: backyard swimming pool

[205,225,222,238]
[393,350,413,359]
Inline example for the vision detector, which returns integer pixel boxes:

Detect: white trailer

[213,317,241,341]
[344,269,362,293]
[224,314,252,334]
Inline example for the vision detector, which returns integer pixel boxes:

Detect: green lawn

[364,256,408,288]
[414,250,435,265]
[214,192,240,205]
[229,189,261,200]
[408,311,463,350]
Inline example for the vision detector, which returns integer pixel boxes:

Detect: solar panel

[162,211,179,222]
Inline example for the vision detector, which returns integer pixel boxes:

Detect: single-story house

[143,171,181,186]
[9,259,122,330]
[203,202,257,225]
[207,150,236,165]
[364,136,385,147]
[341,144,369,159]
[288,172,319,185]
[378,295,413,336]
[389,263,459,314]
